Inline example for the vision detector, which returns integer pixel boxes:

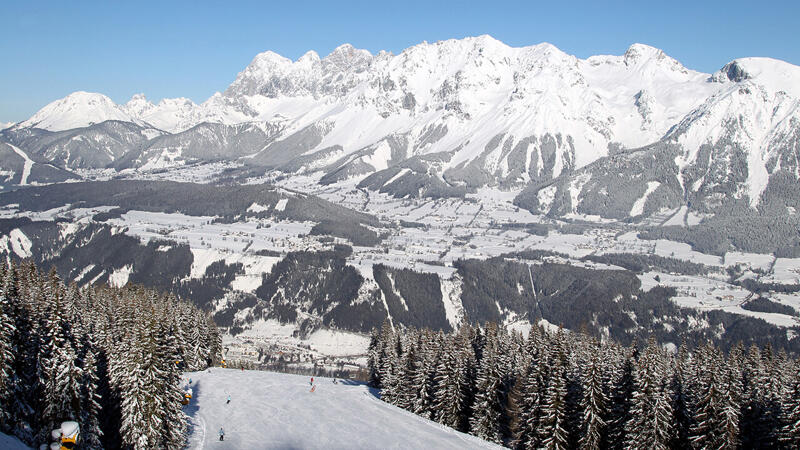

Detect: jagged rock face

[7,37,800,220]
[225,44,376,99]
[515,57,800,220]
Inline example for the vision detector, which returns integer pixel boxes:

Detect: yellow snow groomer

[182,388,193,405]
[50,421,79,449]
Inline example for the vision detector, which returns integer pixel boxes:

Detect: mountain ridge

[3,35,800,224]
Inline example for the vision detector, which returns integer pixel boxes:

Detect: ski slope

[183,369,499,449]
[0,432,30,449]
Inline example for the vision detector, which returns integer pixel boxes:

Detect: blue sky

[1,0,798,122]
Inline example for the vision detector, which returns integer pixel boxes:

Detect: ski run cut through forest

[181,369,497,449]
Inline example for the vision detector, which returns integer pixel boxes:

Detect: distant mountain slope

[1,120,165,169]
[183,369,498,449]
[7,37,800,222]
[0,141,75,187]
[13,91,143,131]
[2,35,799,260]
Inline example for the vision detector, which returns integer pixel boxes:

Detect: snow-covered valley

[2,35,800,368]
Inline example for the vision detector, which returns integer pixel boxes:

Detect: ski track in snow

[183,369,500,450]
[8,144,33,185]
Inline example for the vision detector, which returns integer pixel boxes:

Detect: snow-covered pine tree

[0,293,15,427]
[669,344,693,450]
[766,348,792,446]
[79,337,104,450]
[124,316,167,449]
[367,328,381,387]
[0,261,216,448]
[457,323,478,431]
[4,263,37,441]
[40,276,85,440]
[688,343,730,450]
[539,346,569,450]
[375,320,396,390]
[156,315,188,449]
[579,349,607,450]
[396,334,419,411]
[203,314,223,367]
[53,341,83,422]
[469,323,505,444]
[740,343,776,448]
[624,338,672,450]
[432,335,467,429]
[380,333,402,405]
[721,349,743,450]
[413,331,443,418]
[121,353,152,448]
[606,348,635,449]
[512,355,546,449]
[781,364,800,447]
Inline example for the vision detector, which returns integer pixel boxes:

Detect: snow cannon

[50,421,79,449]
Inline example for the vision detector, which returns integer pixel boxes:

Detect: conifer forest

[368,321,800,449]
[0,261,221,449]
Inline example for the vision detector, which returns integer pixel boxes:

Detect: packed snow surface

[183,369,498,449]
[0,432,30,449]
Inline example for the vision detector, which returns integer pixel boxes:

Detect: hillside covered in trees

[369,322,800,449]
[0,261,221,449]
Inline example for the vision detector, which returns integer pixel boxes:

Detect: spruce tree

[0,294,15,427]
[782,365,800,447]
[579,351,607,450]
[433,335,471,430]
[540,348,569,450]
[156,317,188,449]
[79,339,104,450]
[513,357,547,449]
[624,339,672,450]
[367,328,381,387]
[469,324,505,444]
[669,344,693,450]
[606,350,635,449]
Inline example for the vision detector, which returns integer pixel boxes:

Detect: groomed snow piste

[0,431,31,449]
[183,369,499,449]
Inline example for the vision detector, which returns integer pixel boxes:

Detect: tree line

[0,261,221,449]
[368,320,800,449]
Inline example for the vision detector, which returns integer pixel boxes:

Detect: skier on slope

[226,395,231,405]
[219,427,224,441]
[310,377,314,386]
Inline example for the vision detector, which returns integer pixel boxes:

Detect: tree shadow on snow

[182,380,202,421]
[339,379,381,399]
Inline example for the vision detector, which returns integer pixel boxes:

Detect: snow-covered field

[4,163,800,365]
[222,321,370,370]
[183,369,499,449]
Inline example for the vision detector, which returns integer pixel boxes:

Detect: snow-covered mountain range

[2,35,800,221]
